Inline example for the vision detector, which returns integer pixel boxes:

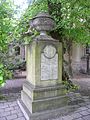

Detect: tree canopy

[0,0,15,50]
[16,0,90,44]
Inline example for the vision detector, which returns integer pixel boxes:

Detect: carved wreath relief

[41,45,58,80]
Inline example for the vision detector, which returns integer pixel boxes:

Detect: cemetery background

[0,0,89,120]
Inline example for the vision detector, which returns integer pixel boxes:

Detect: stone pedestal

[72,43,83,73]
[19,13,69,120]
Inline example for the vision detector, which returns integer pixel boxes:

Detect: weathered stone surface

[18,99,80,120]
[14,117,26,120]
[6,114,17,120]
[0,117,6,120]
[79,110,90,116]
[23,81,66,100]
[0,111,11,117]
[70,113,82,119]
[26,40,62,87]
[62,115,73,120]
[83,115,90,120]
[30,12,55,32]
[0,100,26,120]
[21,90,69,113]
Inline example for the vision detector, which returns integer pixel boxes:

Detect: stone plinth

[22,81,68,114]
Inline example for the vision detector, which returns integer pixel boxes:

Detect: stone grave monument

[18,12,69,120]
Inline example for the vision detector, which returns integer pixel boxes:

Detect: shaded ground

[0,79,25,101]
[1,78,25,91]
[72,78,90,96]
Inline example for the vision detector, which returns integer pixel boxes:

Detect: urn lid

[30,12,55,32]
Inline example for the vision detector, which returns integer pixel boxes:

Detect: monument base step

[21,90,69,113]
[17,99,80,120]
[23,81,66,100]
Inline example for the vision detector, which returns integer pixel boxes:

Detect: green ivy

[62,80,79,92]
[0,64,5,87]
[0,64,12,87]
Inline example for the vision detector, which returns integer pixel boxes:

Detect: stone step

[23,81,66,100]
[21,90,69,113]
[18,99,80,120]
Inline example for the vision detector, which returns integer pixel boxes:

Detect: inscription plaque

[41,45,58,80]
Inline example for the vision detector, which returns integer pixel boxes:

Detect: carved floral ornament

[43,45,57,59]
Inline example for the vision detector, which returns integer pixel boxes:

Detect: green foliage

[62,80,79,92]
[0,64,12,87]
[61,0,90,43]
[0,64,4,86]
[0,0,16,86]
[0,94,6,100]
[0,0,15,48]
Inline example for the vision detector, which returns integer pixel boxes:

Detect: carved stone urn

[30,12,55,35]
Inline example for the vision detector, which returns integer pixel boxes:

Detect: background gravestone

[19,12,69,120]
